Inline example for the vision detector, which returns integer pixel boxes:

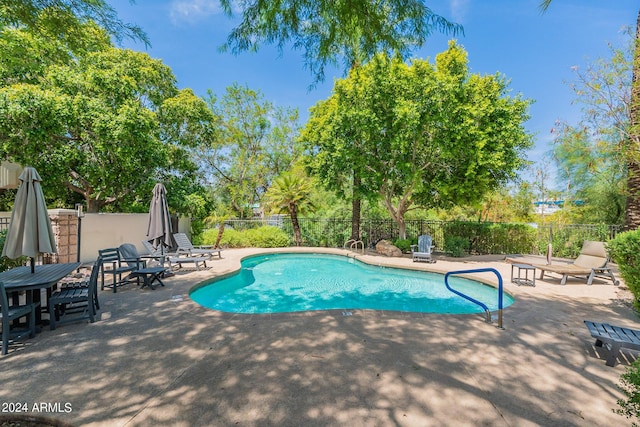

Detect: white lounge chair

[173,233,222,259]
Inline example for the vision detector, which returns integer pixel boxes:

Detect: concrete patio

[1,247,638,426]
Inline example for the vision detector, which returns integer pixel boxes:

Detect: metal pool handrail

[444,268,504,329]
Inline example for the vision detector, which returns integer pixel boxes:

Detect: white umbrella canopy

[146,183,173,251]
[2,167,57,272]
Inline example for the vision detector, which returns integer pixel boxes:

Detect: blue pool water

[190,253,514,314]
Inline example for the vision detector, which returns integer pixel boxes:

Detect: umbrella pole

[30,257,35,273]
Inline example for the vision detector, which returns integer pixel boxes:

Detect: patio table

[129,266,165,290]
[0,262,81,325]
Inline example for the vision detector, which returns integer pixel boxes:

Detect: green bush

[444,235,470,257]
[615,358,640,426]
[205,226,290,248]
[393,238,413,253]
[245,226,290,247]
[441,221,537,255]
[607,229,640,309]
[214,228,250,248]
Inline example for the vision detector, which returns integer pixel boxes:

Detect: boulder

[375,239,403,257]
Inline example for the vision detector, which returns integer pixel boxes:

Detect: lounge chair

[530,241,618,285]
[411,235,435,263]
[142,240,207,271]
[584,321,640,366]
[173,233,222,259]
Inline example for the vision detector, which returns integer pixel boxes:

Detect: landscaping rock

[375,240,403,257]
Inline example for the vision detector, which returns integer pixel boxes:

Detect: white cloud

[169,0,224,24]
[449,0,470,24]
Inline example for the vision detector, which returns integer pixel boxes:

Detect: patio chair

[1,282,40,355]
[173,233,222,259]
[48,258,100,330]
[411,235,435,263]
[98,247,138,293]
[119,243,149,270]
[531,241,619,285]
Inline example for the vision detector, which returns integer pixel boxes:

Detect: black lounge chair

[584,320,640,366]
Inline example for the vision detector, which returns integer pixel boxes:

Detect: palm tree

[540,2,640,230]
[264,172,316,246]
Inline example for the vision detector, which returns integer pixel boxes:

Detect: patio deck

[0,247,636,427]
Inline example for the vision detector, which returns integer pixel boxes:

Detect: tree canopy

[0,35,214,212]
[220,0,462,84]
[0,0,148,46]
[195,84,303,218]
[302,42,533,238]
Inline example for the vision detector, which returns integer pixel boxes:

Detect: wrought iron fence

[221,218,623,257]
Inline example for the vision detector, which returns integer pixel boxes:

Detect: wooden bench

[584,321,640,366]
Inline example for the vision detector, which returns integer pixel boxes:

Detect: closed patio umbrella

[2,167,57,273]
[146,183,173,270]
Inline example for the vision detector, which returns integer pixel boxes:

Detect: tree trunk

[86,198,103,213]
[626,8,640,230]
[290,204,302,246]
[350,172,361,241]
[214,220,225,249]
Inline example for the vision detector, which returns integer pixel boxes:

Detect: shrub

[205,226,290,248]
[607,229,640,309]
[245,226,290,247]
[615,358,640,426]
[215,228,251,248]
[444,235,470,257]
[393,238,413,253]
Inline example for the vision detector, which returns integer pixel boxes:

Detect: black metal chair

[48,259,100,330]
[98,248,138,293]
[0,282,40,355]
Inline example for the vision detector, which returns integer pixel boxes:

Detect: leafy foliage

[303,43,533,239]
[196,84,302,218]
[0,0,149,46]
[0,41,214,212]
[442,221,538,255]
[264,170,316,246]
[607,229,640,309]
[615,358,640,426]
[219,0,462,85]
[203,225,290,248]
[551,31,633,225]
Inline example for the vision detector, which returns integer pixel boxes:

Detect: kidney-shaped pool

[190,253,514,314]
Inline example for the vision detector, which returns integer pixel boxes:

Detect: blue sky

[110,0,637,182]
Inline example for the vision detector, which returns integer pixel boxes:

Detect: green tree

[303,43,532,239]
[264,170,316,246]
[1,0,148,46]
[197,84,302,218]
[220,0,462,85]
[220,0,462,242]
[0,46,215,212]
[540,2,640,230]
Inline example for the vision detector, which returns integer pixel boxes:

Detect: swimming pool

[190,253,514,314]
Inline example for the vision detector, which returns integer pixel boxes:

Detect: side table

[511,263,536,287]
